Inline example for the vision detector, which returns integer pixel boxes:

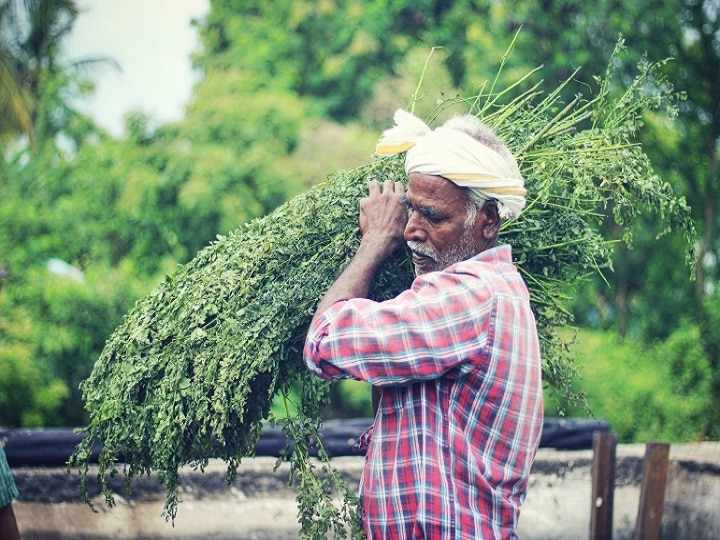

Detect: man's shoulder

[476,244,513,263]
[456,244,514,273]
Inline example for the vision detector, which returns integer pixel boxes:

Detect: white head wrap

[376,109,526,219]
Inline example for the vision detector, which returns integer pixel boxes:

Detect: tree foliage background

[1,0,718,441]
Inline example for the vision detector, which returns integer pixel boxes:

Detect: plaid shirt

[304,245,543,540]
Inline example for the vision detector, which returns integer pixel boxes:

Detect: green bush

[0,292,69,426]
[546,327,712,443]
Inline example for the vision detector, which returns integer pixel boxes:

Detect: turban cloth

[375,109,526,219]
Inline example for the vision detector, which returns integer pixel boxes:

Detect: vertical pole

[590,430,617,540]
[634,441,670,540]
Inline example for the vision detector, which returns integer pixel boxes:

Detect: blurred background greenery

[1,0,718,442]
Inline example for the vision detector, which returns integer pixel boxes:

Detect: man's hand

[358,180,407,258]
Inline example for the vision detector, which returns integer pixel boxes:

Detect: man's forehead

[407,173,467,207]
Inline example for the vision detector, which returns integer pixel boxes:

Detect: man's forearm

[310,237,394,326]
[311,179,406,326]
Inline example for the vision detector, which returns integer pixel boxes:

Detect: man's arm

[310,180,407,326]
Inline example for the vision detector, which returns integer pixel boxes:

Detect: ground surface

[11,443,720,539]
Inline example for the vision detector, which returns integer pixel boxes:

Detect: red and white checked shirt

[304,245,543,539]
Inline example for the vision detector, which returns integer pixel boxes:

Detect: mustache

[406,241,436,260]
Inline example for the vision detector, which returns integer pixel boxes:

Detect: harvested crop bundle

[70,46,694,538]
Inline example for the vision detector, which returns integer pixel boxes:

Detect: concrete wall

[10,442,720,539]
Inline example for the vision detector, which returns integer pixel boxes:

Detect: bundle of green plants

[70,42,694,539]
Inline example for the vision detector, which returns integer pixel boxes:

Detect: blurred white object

[47,259,85,283]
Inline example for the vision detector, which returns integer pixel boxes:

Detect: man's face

[404,172,493,275]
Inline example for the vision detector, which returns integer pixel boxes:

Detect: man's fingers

[383,180,404,194]
[368,180,404,196]
[367,180,380,196]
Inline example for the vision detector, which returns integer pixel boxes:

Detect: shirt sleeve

[0,446,18,508]
[303,270,494,386]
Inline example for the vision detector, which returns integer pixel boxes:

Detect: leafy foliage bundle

[71,46,694,538]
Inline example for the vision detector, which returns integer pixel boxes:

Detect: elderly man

[304,110,543,539]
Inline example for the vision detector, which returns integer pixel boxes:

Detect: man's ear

[481,200,501,240]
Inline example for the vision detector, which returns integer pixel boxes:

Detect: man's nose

[404,213,425,242]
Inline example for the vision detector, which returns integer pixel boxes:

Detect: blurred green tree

[0,0,108,152]
[1,0,716,440]
[0,0,317,426]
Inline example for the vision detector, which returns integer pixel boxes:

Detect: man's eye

[419,208,442,222]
